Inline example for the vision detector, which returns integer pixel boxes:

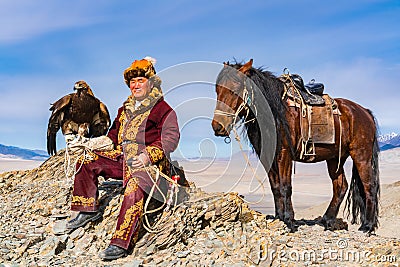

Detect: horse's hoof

[322,217,348,231]
[265,214,276,220]
[284,220,297,232]
[358,225,368,232]
[358,224,376,235]
[320,217,334,230]
[287,225,296,233]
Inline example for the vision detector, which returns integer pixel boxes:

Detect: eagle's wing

[90,101,111,137]
[99,102,111,132]
[47,94,72,155]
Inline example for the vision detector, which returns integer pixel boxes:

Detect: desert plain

[1,147,398,239]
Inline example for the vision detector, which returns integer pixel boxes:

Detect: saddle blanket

[304,94,336,144]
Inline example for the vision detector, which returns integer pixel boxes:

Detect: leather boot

[66,211,101,230]
[98,245,127,260]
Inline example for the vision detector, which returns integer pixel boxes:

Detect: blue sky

[0,0,399,158]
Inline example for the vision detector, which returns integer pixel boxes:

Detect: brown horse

[211,59,380,233]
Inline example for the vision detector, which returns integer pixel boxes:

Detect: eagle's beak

[74,84,84,91]
[74,85,83,97]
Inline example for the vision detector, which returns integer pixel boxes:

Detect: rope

[64,138,181,235]
[214,78,267,205]
[281,74,316,160]
[232,127,267,205]
[141,166,168,233]
[336,114,343,173]
[134,158,181,234]
[64,143,85,185]
[63,138,117,185]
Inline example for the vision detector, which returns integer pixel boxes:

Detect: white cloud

[0,0,109,44]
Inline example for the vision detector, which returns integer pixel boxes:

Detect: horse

[211,59,380,234]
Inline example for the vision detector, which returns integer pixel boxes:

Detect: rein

[231,127,267,205]
[214,78,267,205]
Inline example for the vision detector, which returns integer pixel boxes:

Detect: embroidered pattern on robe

[146,146,164,164]
[112,198,144,240]
[124,177,139,196]
[77,150,99,165]
[71,195,96,207]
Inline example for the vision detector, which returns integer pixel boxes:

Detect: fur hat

[123,56,157,86]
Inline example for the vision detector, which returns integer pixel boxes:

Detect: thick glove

[85,136,114,151]
[66,135,86,154]
[126,153,150,169]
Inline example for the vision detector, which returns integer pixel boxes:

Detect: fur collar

[123,86,163,117]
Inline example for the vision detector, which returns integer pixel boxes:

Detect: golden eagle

[47,80,111,155]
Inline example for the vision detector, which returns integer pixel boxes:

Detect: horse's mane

[218,61,294,157]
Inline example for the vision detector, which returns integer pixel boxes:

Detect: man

[66,57,180,260]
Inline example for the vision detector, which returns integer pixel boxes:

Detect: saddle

[280,72,340,160]
[305,79,324,95]
[289,74,325,105]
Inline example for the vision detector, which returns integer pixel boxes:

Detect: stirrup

[304,140,316,156]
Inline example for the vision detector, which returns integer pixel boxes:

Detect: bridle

[213,75,267,206]
[213,78,257,143]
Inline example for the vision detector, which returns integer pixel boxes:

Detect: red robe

[71,96,179,249]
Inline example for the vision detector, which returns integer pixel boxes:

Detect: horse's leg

[277,148,295,231]
[268,167,284,220]
[322,157,348,230]
[349,156,379,233]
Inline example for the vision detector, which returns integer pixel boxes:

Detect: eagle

[47,80,111,155]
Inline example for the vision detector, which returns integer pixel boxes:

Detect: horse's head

[212,59,253,136]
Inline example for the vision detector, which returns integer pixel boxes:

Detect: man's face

[129,77,152,101]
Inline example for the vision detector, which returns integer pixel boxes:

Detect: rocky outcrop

[0,151,399,266]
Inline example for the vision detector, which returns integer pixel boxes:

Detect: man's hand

[127,153,150,168]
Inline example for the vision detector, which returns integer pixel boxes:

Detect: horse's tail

[345,110,380,227]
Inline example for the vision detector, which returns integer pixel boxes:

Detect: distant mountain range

[0,132,399,160]
[0,144,48,160]
[378,132,400,151]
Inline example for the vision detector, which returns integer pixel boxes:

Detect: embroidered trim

[117,110,126,147]
[71,195,96,207]
[145,146,164,164]
[129,166,157,176]
[77,150,98,164]
[112,198,144,240]
[124,177,139,196]
[123,109,151,161]
[96,149,122,160]
[123,88,162,114]
[124,163,132,182]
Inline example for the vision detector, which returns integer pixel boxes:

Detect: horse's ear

[239,59,253,74]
